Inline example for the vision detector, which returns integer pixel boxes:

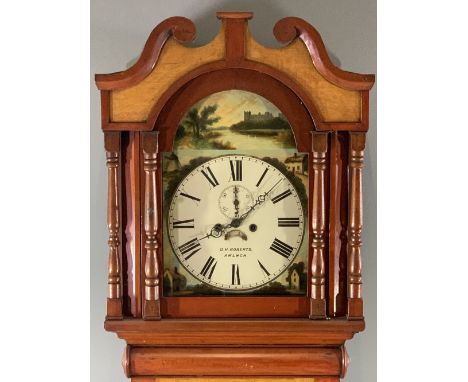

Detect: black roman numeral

[172,219,195,229]
[255,168,268,187]
[278,217,300,227]
[201,166,219,188]
[270,238,294,259]
[271,189,292,204]
[257,260,270,276]
[229,160,242,181]
[178,238,201,260]
[180,192,201,202]
[231,264,240,285]
[200,256,217,279]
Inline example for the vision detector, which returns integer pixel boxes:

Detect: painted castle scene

[162,90,309,297]
[173,90,296,150]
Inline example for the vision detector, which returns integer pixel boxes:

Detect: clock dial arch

[167,154,305,291]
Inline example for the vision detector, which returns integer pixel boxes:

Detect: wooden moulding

[123,346,344,377]
[347,132,366,320]
[104,319,365,347]
[105,132,123,320]
[310,132,328,319]
[142,131,161,320]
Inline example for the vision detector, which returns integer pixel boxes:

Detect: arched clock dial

[167,154,305,291]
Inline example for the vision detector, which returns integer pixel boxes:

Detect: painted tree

[183,105,220,138]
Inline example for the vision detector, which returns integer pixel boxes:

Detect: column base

[309,298,327,319]
[143,299,161,320]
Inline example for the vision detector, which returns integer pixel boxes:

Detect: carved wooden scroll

[142,131,161,320]
[310,131,328,319]
[347,132,366,319]
[105,132,123,320]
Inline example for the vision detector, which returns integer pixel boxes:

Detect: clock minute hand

[232,178,283,226]
[265,178,283,196]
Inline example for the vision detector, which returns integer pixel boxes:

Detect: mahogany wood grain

[273,18,375,91]
[216,12,254,20]
[337,133,350,317]
[122,132,142,317]
[104,319,364,347]
[327,133,349,317]
[95,17,196,90]
[328,133,340,316]
[161,297,309,318]
[126,347,342,377]
[105,132,123,319]
[340,346,349,379]
[360,91,370,130]
[322,122,364,131]
[142,132,161,319]
[347,132,366,320]
[310,132,328,319]
[100,90,110,127]
[217,12,252,64]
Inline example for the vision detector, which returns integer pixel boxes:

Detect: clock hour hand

[199,222,232,240]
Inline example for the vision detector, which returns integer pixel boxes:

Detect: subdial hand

[233,185,240,218]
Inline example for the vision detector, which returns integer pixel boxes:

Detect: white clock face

[167,154,305,291]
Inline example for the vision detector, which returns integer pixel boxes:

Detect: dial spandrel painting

[162,90,309,296]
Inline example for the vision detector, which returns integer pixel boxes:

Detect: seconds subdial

[218,185,253,219]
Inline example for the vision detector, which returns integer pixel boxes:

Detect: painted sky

[184,90,283,128]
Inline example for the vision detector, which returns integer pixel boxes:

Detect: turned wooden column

[105,132,123,320]
[142,131,161,320]
[347,132,366,320]
[310,131,328,319]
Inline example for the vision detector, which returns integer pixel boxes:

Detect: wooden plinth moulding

[310,131,328,319]
[105,132,123,320]
[347,132,366,319]
[123,346,343,377]
[142,131,161,320]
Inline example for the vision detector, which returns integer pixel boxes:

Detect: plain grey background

[91,1,376,381]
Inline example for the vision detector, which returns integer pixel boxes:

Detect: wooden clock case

[95,12,375,382]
